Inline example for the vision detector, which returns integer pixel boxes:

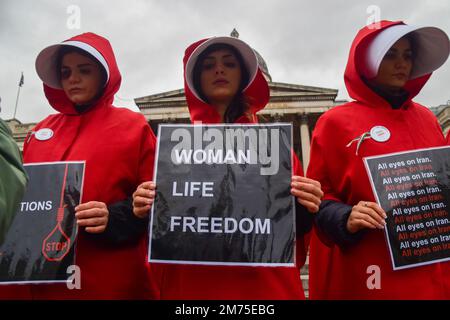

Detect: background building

[431,101,450,136]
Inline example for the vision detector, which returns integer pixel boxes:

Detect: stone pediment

[135,82,338,110]
[135,89,186,109]
[268,82,337,102]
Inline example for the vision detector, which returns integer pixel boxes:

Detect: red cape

[307,21,449,299]
[1,33,158,299]
[152,37,309,299]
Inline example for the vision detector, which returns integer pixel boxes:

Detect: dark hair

[192,43,250,123]
[56,46,107,106]
[401,33,416,72]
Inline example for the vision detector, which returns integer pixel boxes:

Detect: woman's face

[373,37,413,90]
[199,48,242,106]
[60,52,104,105]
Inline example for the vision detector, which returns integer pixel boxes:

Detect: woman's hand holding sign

[346,201,387,233]
[291,176,323,213]
[75,201,109,233]
[133,181,156,218]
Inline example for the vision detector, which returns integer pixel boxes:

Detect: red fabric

[447,131,450,144]
[0,33,158,299]
[307,21,449,299]
[153,38,307,300]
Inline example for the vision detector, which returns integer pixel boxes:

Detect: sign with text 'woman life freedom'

[149,124,295,266]
[364,146,450,270]
[0,162,84,284]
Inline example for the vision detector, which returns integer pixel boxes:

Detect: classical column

[299,114,311,172]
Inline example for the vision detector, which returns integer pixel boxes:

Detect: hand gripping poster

[0,161,85,284]
[364,146,450,270]
[149,124,295,266]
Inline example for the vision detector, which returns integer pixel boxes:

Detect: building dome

[230,29,272,82]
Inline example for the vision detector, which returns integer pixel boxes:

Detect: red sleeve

[22,124,40,159]
[22,131,32,157]
[306,115,341,202]
[292,151,304,176]
[292,150,310,268]
[137,121,157,184]
[306,114,344,247]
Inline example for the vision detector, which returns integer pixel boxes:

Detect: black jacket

[314,200,365,248]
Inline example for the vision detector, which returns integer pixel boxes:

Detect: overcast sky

[1,0,449,123]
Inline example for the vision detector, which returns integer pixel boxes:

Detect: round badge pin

[35,128,54,141]
[370,126,390,142]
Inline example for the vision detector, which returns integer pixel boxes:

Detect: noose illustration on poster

[42,163,71,262]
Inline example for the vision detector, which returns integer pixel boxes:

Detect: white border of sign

[364,145,450,271]
[148,123,296,267]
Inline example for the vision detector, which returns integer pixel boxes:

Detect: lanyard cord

[346,131,371,156]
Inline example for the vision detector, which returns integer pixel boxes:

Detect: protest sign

[364,146,450,270]
[0,161,85,284]
[149,124,295,266]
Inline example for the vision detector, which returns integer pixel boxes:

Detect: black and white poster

[364,146,450,270]
[0,161,85,284]
[149,124,295,266]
